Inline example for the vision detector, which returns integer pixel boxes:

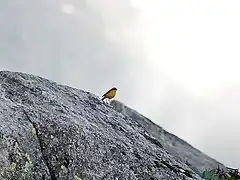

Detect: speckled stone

[0,71,202,180]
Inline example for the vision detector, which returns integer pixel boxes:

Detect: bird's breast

[106,90,116,98]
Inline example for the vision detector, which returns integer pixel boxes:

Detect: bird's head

[112,87,117,91]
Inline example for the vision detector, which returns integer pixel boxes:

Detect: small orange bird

[101,87,117,101]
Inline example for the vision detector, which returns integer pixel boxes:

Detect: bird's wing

[102,89,112,97]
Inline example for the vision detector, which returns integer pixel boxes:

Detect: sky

[0,0,240,168]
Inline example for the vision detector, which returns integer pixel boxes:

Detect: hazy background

[1,0,240,167]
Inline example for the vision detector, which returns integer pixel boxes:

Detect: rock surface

[111,100,225,171]
[0,71,209,179]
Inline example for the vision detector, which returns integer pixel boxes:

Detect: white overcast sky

[124,0,240,168]
[90,0,240,167]
[1,0,240,168]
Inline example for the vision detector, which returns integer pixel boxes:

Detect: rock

[110,100,226,171]
[0,71,203,179]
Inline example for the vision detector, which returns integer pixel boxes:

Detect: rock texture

[0,71,213,180]
[111,101,225,171]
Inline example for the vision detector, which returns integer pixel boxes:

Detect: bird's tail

[101,97,106,100]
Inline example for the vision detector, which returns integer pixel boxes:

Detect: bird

[101,87,117,102]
